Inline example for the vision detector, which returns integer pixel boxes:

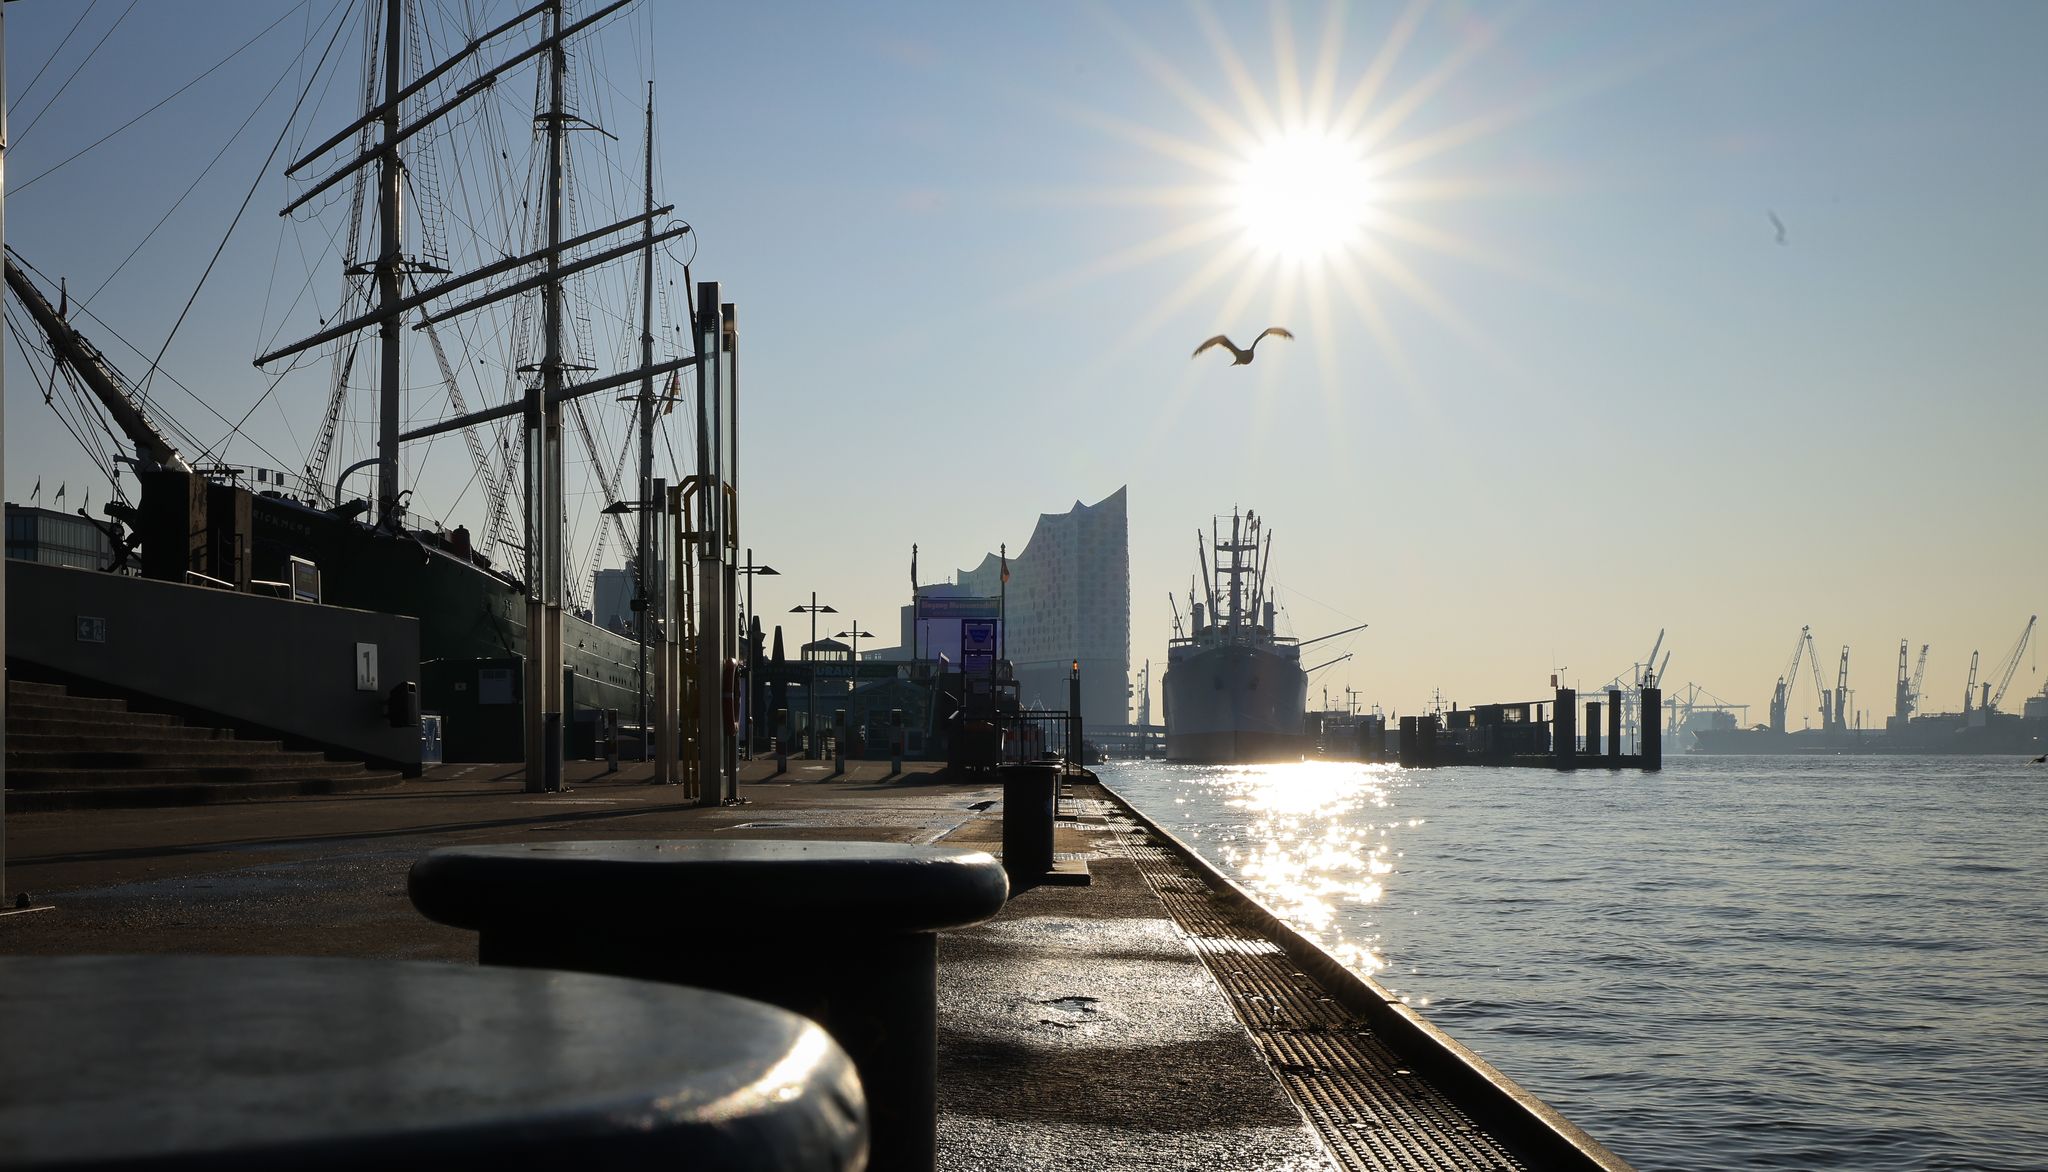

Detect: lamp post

[790,594,836,759]
[736,549,778,755]
[835,624,874,761]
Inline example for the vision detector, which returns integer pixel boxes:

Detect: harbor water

[1098,755,2048,1171]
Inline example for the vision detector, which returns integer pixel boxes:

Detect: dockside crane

[1769,626,1810,734]
[1805,628,1830,730]
[1964,651,1980,715]
[1910,644,1929,718]
[1830,645,1851,731]
[1987,615,2037,714]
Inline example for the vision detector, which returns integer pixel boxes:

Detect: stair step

[6,680,69,699]
[6,747,329,770]
[7,762,387,791]
[6,733,282,754]
[8,695,132,716]
[5,715,212,738]
[5,771,406,812]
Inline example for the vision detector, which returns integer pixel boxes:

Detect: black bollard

[1000,762,1057,888]
[409,840,1007,1172]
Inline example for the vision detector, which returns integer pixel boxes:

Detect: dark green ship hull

[140,470,641,756]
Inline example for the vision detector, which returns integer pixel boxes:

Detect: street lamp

[736,549,778,754]
[790,593,837,759]
[835,623,875,757]
[834,623,876,668]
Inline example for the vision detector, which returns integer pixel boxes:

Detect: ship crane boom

[1988,615,2037,713]
[1297,622,1369,649]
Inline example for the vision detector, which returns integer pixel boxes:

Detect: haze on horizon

[4,1,2043,724]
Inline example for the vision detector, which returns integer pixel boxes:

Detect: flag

[55,483,66,506]
[999,543,1009,585]
[84,488,92,513]
[30,477,40,503]
[662,369,681,415]
[910,543,918,593]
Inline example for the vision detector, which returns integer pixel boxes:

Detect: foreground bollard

[409,840,1007,1172]
[999,762,1058,889]
[0,954,867,1170]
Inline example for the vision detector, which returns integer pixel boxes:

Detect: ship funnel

[1192,602,1206,633]
[1264,601,1275,633]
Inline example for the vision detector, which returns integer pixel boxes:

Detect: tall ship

[6,2,694,760]
[1162,509,1311,763]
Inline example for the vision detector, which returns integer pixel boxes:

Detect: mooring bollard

[408,840,1007,1172]
[999,761,1058,889]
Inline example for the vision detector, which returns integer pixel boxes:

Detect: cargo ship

[1161,509,1314,763]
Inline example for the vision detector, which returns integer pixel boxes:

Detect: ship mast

[636,83,656,761]
[373,0,404,528]
[525,0,571,793]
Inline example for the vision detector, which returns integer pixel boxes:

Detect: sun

[1231,128,1379,263]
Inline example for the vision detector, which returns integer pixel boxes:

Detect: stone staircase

[5,679,405,812]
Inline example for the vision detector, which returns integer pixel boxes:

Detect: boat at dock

[5,3,687,758]
[1162,509,1322,763]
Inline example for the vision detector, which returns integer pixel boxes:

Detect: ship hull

[141,470,640,732]
[1162,644,1308,763]
[1690,723,2043,756]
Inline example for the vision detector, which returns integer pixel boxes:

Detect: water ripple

[1103,756,2048,1171]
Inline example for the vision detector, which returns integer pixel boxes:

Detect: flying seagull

[1192,327,1293,364]
[1768,210,1788,246]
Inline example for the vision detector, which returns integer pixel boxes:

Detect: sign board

[355,643,379,692]
[960,618,998,677]
[76,616,107,644]
[916,595,1001,620]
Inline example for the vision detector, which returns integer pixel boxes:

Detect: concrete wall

[7,561,421,772]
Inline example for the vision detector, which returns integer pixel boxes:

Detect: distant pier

[1397,686,1663,771]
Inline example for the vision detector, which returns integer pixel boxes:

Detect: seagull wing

[1257,326,1294,343]
[1192,335,1234,359]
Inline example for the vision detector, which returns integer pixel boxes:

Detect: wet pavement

[0,756,1338,1170]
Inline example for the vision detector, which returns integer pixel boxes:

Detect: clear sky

[6,1,2046,724]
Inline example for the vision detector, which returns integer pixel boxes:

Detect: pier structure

[1398,685,1663,771]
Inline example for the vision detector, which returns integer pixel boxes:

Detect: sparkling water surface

[1097,755,2048,1171]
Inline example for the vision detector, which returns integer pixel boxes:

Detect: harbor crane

[1829,645,1852,732]
[1987,615,2037,714]
[1892,641,1931,728]
[1805,629,1830,730]
[1769,626,1811,734]
[1963,651,1980,715]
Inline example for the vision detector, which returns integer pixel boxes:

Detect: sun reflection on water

[1205,760,1406,977]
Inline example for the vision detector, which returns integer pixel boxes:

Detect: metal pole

[722,303,739,798]
[809,595,820,760]
[694,284,723,805]
[1,4,11,907]
[743,548,755,756]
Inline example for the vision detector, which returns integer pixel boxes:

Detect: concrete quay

[2,757,1629,1171]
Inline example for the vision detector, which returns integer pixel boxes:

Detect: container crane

[1987,615,2037,714]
